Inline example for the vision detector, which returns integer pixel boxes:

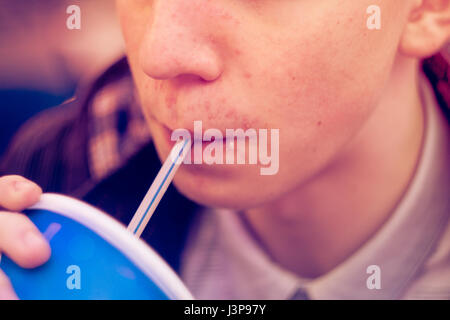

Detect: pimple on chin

[204,101,211,112]
[152,81,163,91]
[165,91,178,110]
[225,109,238,120]
[242,117,252,130]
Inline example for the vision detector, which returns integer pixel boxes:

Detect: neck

[243,55,425,278]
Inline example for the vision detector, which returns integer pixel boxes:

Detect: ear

[400,0,450,58]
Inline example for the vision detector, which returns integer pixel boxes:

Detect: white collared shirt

[179,74,450,300]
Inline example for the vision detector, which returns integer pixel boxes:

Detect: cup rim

[29,193,194,300]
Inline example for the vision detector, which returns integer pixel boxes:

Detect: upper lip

[186,129,226,142]
[159,119,252,142]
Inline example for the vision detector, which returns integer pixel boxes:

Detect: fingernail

[14,180,33,192]
[23,230,47,249]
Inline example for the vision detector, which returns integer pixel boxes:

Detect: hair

[423,54,450,121]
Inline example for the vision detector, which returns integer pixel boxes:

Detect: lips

[152,112,254,148]
[162,123,253,144]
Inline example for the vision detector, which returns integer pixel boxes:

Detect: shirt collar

[181,207,307,300]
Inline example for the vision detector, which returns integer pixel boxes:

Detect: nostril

[139,31,223,82]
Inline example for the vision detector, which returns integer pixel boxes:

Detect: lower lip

[158,123,252,176]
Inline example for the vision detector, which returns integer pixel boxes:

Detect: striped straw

[128,138,191,237]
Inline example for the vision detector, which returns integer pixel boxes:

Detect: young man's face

[116,0,411,209]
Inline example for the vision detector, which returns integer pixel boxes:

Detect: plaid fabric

[0,58,152,196]
[423,54,450,120]
[87,74,150,181]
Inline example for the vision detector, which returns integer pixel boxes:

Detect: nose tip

[139,28,222,82]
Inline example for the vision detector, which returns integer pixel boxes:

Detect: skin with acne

[118,0,407,208]
[116,0,448,277]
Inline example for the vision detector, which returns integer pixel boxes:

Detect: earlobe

[399,0,450,58]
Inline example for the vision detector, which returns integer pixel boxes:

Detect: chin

[170,165,281,210]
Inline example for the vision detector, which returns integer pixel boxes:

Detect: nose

[139,1,223,82]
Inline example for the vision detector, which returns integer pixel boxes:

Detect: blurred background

[0,0,124,157]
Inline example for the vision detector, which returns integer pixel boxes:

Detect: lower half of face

[118,0,411,209]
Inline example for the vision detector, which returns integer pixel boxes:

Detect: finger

[0,175,42,212]
[0,269,18,300]
[0,212,51,269]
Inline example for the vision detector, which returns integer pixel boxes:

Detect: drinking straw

[128,137,191,237]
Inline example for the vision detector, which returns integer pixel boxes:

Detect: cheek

[232,7,403,185]
[248,6,400,138]
[117,1,155,69]
[248,51,379,152]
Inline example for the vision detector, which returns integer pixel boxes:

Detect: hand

[0,175,51,300]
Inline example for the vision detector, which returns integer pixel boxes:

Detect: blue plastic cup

[0,193,193,300]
